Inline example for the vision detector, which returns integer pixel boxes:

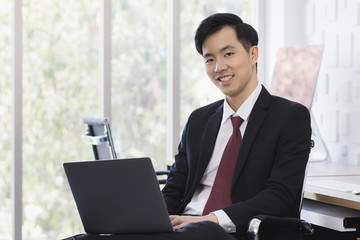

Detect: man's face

[202,26,258,107]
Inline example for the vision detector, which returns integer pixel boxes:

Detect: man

[162,12,311,239]
[68,13,311,240]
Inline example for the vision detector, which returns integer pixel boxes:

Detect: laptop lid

[63,158,173,234]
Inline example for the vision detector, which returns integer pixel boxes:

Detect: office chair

[82,117,117,160]
[81,117,169,184]
[247,215,313,240]
[246,141,315,240]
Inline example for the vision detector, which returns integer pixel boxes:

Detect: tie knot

[231,116,243,130]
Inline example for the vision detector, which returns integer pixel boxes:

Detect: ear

[250,46,258,65]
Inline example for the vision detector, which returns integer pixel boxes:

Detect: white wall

[264,0,360,165]
[263,0,306,85]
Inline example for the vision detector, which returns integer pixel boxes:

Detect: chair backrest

[82,117,117,160]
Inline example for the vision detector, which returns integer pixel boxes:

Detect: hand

[170,214,219,230]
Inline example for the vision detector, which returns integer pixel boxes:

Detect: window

[4,1,254,239]
[111,0,168,170]
[22,0,99,238]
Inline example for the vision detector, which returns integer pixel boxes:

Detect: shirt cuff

[212,210,236,233]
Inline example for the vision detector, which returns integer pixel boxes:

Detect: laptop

[63,157,173,235]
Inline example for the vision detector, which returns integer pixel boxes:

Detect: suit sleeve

[223,103,312,235]
[162,113,192,214]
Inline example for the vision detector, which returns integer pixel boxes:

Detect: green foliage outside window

[22,0,99,239]
[111,0,168,170]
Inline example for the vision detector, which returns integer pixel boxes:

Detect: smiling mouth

[217,75,234,82]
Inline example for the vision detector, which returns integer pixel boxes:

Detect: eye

[205,58,214,64]
[225,52,234,57]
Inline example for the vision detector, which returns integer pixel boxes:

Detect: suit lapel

[231,87,271,190]
[192,104,223,189]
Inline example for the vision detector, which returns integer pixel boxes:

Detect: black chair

[247,215,313,240]
[82,117,169,184]
[246,142,315,240]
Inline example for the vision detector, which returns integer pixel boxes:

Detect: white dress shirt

[183,82,262,232]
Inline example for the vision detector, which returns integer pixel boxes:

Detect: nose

[214,59,226,73]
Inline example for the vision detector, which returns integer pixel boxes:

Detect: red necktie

[202,116,244,215]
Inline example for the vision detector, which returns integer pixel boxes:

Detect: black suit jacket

[162,86,312,237]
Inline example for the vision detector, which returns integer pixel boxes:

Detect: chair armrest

[247,215,313,240]
[155,170,170,175]
[155,170,170,185]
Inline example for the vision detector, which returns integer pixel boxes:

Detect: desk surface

[305,161,360,210]
[307,161,360,177]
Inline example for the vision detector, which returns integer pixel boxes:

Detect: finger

[173,222,189,230]
[170,216,182,227]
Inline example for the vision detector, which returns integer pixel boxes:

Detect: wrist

[206,213,219,224]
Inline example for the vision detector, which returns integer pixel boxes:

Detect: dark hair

[195,13,259,55]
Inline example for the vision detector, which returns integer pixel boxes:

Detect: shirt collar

[222,82,262,125]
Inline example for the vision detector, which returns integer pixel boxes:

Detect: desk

[304,176,360,210]
[301,162,360,239]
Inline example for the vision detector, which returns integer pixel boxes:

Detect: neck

[226,79,258,112]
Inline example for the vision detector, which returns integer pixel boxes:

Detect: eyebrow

[203,44,236,58]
